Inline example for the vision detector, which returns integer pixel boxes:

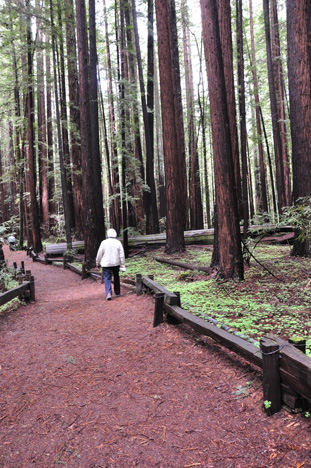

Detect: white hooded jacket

[96,232,125,268]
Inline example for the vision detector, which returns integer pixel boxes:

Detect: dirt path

[1,246,311,468]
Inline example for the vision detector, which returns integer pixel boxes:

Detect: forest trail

[1,245,311,468]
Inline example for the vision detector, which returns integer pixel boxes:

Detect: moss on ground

[124,245,311,356]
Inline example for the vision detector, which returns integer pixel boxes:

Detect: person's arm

[96,242,104,267]
[119,242,125,269]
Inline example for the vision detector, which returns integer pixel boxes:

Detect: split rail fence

[136,274,311,416]
[0,262,35,308]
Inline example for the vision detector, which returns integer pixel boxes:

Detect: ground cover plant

[0,267,21,315]
[124,244,311,356]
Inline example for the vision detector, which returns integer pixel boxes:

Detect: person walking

[96,229,126,300]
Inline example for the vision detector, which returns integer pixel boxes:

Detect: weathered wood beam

[163,302,262,368]
[0,282,32,306]
[142,276,179,305]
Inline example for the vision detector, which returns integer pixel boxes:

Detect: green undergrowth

[0,268,22,315]
[124,245,311,356]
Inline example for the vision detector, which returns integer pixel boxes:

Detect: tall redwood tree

[200,0,244,280]
[155,0,185,253]
[287,0,311,256]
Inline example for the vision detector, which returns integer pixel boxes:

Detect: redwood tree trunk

[181,0,203,230]
[218,0,242,219]
[155,0,185,253]
[287,0,311,256]
[132,0,159,234]
[65,0,84,238]
[26,0,42,252]
[103,0,121,232]
[76,0,98,267]
[271,0,291,206]
[89,0,105,244]
[236,0,249,236]
[249,0,268,214]
[263,0,286,212]
[169,0,188,233]
[200,0,244,280]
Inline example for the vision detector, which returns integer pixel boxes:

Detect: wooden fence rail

[0,278,35,307]
[138,274,311,415]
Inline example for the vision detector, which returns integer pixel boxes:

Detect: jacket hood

[107,228,117,238]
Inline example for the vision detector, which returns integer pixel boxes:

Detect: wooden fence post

[173,291,181,307]
[136,274,143,296]
[82,263,87,279]
[153,292,164,327]
[289,337,306,354]
[63,255,67,270]
[21,261,25,274]
[29,276,35,301]
[260,336,282,415]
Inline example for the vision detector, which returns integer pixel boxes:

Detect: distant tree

[26,0,42,252]
[263,0,286,212]
[236,0,249,235]
[65,0,84,238]
[89,0,105,245]
[50,0,72,250]
[249,0,268,214]
[270,0,291,206]
[57,0,75,231]
[132,0,159,234]
[181,0,203,230]
[36,1,49,237]
[103,0,121,232]
[200,0,244,280]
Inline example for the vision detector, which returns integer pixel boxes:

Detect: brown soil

[1,245,311,468]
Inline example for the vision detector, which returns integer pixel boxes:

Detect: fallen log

[154,257,212,274]
[45,240,84,256]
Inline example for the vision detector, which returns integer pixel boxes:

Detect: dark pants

[102,266,120,295]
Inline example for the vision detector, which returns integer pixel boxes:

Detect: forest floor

[1,244,311,468]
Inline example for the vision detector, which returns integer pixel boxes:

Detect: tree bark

[132,0,159,234]
[236,0,249,236]
[271,0,291,206]
[218,0,242,219]
[65,0,84,238]
[103,0,121,233]
[263,0,286,212]
[200,0,244,280]
[249,0,268,214]
[287,0,311,256]
[155,0,186,253]
[89,0,106,245]
[181,0,204,230]
[45,32,56,232]
[50,0,72,250]
[76,0,98,266]
[26,0,42,252]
